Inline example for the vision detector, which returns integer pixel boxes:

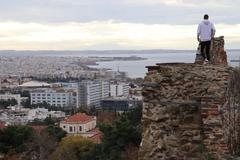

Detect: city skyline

[0,0,239,50]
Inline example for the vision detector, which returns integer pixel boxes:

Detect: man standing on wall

[197,14,216,64]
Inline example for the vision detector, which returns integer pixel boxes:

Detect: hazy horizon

[0,48,239,52]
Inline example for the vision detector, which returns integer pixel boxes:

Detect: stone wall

[223,69,240,155]
[139,37,240,160]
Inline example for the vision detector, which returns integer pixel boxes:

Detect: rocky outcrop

[139,37,240,160]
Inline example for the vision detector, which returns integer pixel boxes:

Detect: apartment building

[110,82,129,97]
[30,89,77,108]
[78,80,110,108]
[99,80,110,98]
[78,81,101,108]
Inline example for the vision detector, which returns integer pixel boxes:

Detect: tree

[89,106,143,160]
[28,116,57,126]
[0,99,18,109]
[0,125,34,154]
[16,125,67,160]
[21,98,31,108]
[32,127,59,160]
[99,114,142,160]
[43,125,67,142]
[123,106,142,126]
[43,116,55,125]
[50,136,96,160]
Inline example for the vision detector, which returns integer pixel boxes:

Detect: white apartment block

[0,94,21,105]
[78,81,101,108]
[30,89,77,108]
[78,80,110,108]
[99,80,110,98]
[110,82,129,97]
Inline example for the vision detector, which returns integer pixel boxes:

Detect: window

[69,126,73,132]
[63,126,66,128]
[79,126,82,131]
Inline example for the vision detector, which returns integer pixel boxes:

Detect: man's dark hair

[204,14,209,20]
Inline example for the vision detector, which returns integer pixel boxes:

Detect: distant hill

[0,49,238,57]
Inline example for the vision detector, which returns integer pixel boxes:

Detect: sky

[0,0,239,50]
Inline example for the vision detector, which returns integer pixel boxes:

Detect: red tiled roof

[88,128,100,133]
[64,113,95,123]
[89,128,102,143]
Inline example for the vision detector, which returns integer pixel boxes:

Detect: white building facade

[28,108,66,121]
[78,80,110,108]
[30,89,77,108]
[99,80,110,98]
[110,82,129,97]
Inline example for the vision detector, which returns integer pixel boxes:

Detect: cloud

[0,21,239,50]
[126,0,239,8]
[0,0,239,25]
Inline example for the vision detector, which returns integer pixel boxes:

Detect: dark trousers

[200,41,211,61]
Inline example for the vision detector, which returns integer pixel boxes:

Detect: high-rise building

[78,80,110,108]
[99,80,110,98]
[110,82,129,97]
[78,81,101,108]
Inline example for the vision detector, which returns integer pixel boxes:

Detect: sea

[88,50,240,78]
[0,50,239,78]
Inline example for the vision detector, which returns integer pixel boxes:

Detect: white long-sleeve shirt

[197,20,216,42]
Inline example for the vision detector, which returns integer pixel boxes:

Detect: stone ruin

[139,37,240,160]
[195,36,228,65]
